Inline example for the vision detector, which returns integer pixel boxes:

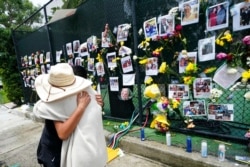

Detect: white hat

[35,63,92,102]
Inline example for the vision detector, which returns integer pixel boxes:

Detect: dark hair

[72,66,87,78]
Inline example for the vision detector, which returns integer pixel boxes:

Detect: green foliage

[0,0,42,105]
[62,0,86,9]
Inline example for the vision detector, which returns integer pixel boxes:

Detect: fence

[12,0,250,144]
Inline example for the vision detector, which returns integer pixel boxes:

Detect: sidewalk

[2,103,249,167]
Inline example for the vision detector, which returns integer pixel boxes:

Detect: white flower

[122,24,131,31]
[244,91,250,101]
[168,7,179,16]
[133,55,138,60]
[138,28,143,35]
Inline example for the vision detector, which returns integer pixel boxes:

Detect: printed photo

[232,2,250,31]
[56,50,62,63]
[74,57,82,66]
[168,84,189,99]
[198,36,215,62]
[45,52,50,63]
[66,42,73,56]
[158,14,175,36]
[117,23,129,42]
[95,62,105,76]
[181,0,199,26]
[79,42,89,57]
[106,52,117,68]
[73,40,80,53]
[110,77,119,91]
[183,100,206,116]
[39,53,44,64]
[87,36,98,52]
[206,2,229,31]
[179,52,197,73]
[101,31,111,48]
[207,104,234,121]
[145,57,158,76]
[143,17,158,39]
[193,77,212,98]
[118,46,132,56]
[121,56,133,73]
[88,57,95,71]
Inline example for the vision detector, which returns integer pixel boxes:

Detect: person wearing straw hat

[34,63,107,167]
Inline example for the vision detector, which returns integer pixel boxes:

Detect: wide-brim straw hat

[35,63,92,102]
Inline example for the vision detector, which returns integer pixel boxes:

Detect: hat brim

[35,74,92,102]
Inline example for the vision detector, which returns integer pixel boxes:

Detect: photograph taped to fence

[181,0,199,26]
[206,2,229,31]
[168,84,189,99]
[207,104,234,121]
[183,100,206,117]
[232,2,250,31]
[143,17,158,39]
[158,14,175,36]
[198,36,215,62]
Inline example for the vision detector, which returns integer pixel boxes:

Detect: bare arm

[54,92,103,140]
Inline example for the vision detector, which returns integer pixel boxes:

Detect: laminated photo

[110,77,119,91]
[168,84,189,99]
[181,0,199,26]
[73,40,80,53]
[74,57,82,66]
[198,36,215,62]
[121,56,133,73]
[66,42,73,56]
[145,57,158,76]
[88,57,95,71]
[193,77,212,98]
[95,62,105,76]
[56,50,62,63]
[206,2,229,31]
[207,104,234,121]
[143,17,158,39]
[183,100,206,116]
[179,52,197,73]
[232,2,250,31]
[87,36,98,52]
[117,23,129,42]
[158,14,175,36]
[106,52,117,68]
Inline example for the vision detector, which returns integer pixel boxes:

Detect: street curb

[8,104,248,167]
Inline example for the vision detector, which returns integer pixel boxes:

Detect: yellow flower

[203,67,217,74]
[183,76,195,85]
[172,99,180,109]
[158,62,168,73]
[96,53,103,62]
[185,62,197,73]
[138,38,150,49]
[139,58,148,65]
[120,41,124,46]
[152,47,163,56]
[221,33,233,42]
[144,76,153,85]
[216,39,224,46]
[242,70,250,80]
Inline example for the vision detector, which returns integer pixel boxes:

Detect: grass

[0,89,10,104]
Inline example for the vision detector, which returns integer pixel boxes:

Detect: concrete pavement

[0,104,170,167]
[0,103,248,167]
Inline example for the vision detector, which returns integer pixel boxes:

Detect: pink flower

[216,52,228,60]
[242,35,250,45]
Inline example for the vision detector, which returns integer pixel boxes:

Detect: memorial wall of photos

[19,0,250,123]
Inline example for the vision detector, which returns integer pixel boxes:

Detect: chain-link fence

[12,0,250,144]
